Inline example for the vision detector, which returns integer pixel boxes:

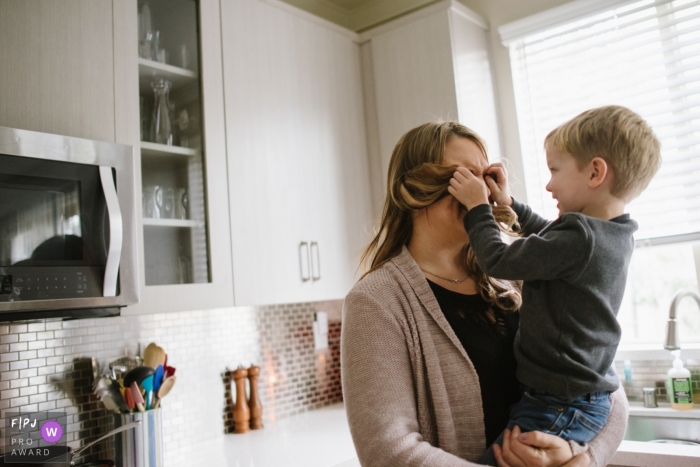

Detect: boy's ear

[588,157,609,189]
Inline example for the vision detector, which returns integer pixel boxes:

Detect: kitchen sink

[625,412,700,445]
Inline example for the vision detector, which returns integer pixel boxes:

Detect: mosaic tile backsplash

[614,358,700,402]
[0,300,343,465]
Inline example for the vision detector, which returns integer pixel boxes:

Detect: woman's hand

[485,162,513,207]
[493,426,590,467]
[448,167,489,210]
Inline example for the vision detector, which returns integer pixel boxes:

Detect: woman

[340,122,628,467]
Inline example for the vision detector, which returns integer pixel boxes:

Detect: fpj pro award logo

[5,412,68,464]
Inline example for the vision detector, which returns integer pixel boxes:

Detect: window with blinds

[509,0,700,240]
[506,0,700,345]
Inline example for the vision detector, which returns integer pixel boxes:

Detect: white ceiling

[322,0,378,11]
[278,0,439,31]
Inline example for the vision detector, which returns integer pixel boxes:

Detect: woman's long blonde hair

[361,122,522,311]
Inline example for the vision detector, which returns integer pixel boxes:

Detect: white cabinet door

[222,0,373,306]
[222,0,313,306]
[302,32,373,303]
[0,0,115,142]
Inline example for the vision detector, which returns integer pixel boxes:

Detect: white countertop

[628,403,700,419]
[172,402,700,467]
[221,403,359,467]
[612,441,700,467]
[610,403,700,467]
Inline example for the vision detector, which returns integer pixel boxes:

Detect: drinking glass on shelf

[175,188,189,220]
[138,4,153,59]
[161,188,175,219]
[151,30,161,62]
[142,185,163,219]
[157,48,167,64]
[176,109,190,148]
[180,44,189,70]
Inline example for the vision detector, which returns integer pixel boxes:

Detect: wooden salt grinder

[247,365,264,429]
[232,366,250,433]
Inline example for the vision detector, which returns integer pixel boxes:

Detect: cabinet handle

[310,241,321,281]
[299,242,311,282]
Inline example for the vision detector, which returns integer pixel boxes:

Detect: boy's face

[545,147,591,216]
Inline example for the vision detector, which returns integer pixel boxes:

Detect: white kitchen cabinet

[0,0,234,314]
[221,0,374,306]
[360,0,501,193]
[114,0,235,314]
[0,0,115,142]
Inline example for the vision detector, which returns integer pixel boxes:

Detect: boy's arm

[511,198,550,236]
[464,205,592,281]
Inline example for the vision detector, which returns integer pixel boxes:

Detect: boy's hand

[448,167,490,210]
[485,162,513,207]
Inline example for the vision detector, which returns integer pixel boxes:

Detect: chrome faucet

[664,289,700,351]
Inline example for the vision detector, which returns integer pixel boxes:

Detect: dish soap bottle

[668,357,694,410]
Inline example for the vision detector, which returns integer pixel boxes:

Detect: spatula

[130,382,145,412]
[141,374,155,410]
[124,385,135,411]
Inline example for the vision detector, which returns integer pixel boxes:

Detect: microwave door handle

[99,166,122,297]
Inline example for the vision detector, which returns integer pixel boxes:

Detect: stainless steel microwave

[0,126,139,319]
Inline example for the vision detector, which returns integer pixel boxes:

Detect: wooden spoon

[153,375,176,408]
[157,375,176,398]
[143,343,165,369]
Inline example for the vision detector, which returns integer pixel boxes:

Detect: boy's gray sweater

[464,200,637,398]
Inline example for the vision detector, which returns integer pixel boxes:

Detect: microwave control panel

[0,267,104,302]
[0,275,11,294]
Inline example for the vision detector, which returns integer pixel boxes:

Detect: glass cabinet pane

[137,0,210,286]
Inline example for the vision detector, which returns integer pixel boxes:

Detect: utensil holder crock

[113,408,163,467]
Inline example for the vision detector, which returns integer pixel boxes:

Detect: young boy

[448,105,661,466]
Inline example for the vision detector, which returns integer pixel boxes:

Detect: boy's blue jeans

[480,388,611,466]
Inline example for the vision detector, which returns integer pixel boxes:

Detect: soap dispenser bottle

[668,357,694,410]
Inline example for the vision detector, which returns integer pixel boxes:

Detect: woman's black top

[427,279,522,446]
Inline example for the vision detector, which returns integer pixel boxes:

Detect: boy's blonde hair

[545,105,661,201]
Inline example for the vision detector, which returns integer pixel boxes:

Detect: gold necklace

[421,268,469,284]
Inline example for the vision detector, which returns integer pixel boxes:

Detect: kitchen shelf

[142,218,204,228]
[138,58,198,93]
[140,141,199,158]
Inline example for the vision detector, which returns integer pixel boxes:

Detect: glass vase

[150,79,173,145]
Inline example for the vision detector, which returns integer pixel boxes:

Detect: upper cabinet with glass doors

[137,0,207,286]
[113,0,233,314]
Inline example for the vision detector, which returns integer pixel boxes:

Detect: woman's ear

[588,157,609,189]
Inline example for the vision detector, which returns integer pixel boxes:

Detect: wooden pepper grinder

[231,366,250,434]
[247,365,264,429]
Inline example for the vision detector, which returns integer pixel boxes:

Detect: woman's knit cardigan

[341,246,628,466]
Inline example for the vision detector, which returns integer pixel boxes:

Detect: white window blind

[508,0,700,240]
